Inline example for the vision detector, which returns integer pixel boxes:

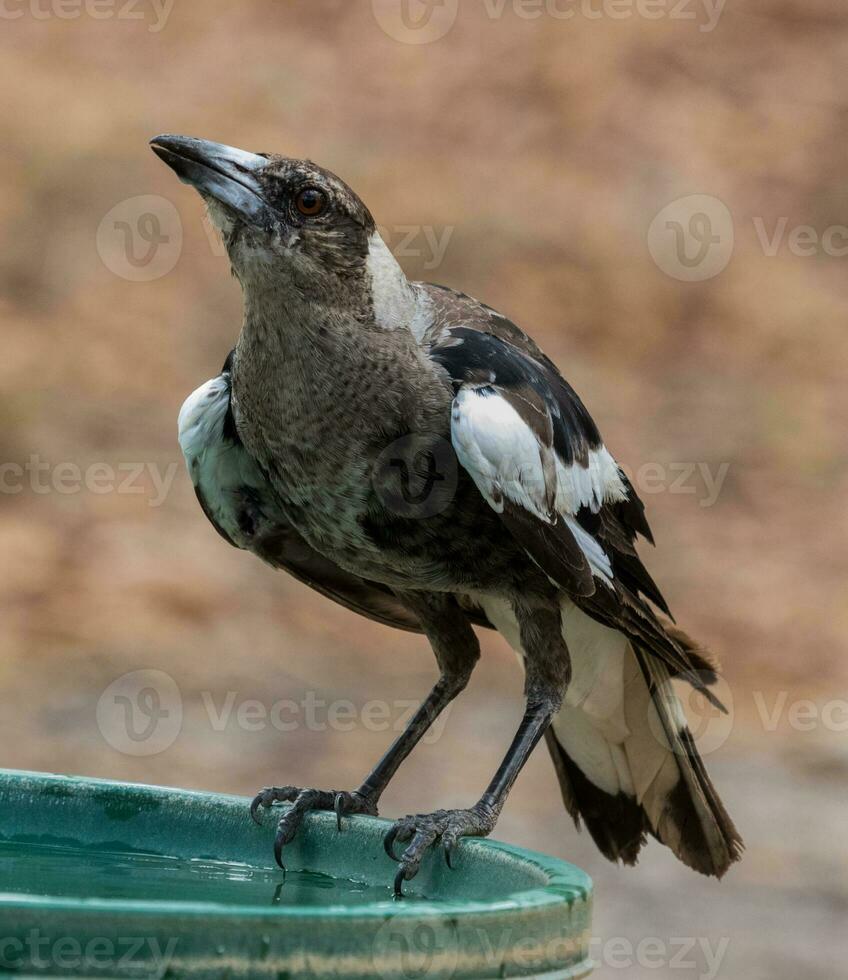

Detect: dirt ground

[1,2,847,977]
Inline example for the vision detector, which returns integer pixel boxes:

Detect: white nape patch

[451,387,551,522]
[408,283,435,342]
[554,445,626,516]
[366,232,418,331]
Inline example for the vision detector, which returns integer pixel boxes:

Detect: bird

[151,134,743,895]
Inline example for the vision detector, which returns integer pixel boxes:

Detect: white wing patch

[451,387,552,522]
[555,446,626,515]
[178,376,278,548]
[451,385,623,583]
[178,375,231,462]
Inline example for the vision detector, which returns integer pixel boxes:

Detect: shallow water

[0,839,401,908]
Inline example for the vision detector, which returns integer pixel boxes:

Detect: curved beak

[150,135,274,230]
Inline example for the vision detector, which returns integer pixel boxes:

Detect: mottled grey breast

[177,351,427,632]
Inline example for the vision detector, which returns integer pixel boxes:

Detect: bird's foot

[383,801,499,897]
[250,786,379,869]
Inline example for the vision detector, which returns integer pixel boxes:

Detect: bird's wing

[431,323,626,598]
[425,290,721,704]
[177,353,425,633]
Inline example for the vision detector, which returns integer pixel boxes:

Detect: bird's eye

[295,187,326,217]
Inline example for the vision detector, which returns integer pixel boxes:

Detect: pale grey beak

[150,134,274,230]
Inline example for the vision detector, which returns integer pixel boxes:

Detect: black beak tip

[148,134,270,225]
[150,133,174,150]
[149,134,191,166]
[150,132,190,147]
[149,135,181,172]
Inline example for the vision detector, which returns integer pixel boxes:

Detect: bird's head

[150,135,405,320]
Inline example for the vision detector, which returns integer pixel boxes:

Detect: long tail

[546,608,743,877]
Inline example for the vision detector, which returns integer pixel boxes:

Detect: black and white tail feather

[548,632,742,877]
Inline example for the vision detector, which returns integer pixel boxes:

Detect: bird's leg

[251,593,480,869]
[386,599,570,895]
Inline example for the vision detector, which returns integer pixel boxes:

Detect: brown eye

[295,187,325,217]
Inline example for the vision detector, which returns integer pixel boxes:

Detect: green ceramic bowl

[0,770,592,978]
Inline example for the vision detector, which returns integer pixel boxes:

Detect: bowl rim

[0,769,592,922]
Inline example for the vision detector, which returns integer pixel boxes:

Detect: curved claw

[393,866,407,899]
[250,794,267,826]
[334,793,346,832]
[273,830,287,871]
[383,826,401,862]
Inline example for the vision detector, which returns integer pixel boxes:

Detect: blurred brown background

[1,1,847,977]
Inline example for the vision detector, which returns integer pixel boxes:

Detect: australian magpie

[151,135,743,895]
